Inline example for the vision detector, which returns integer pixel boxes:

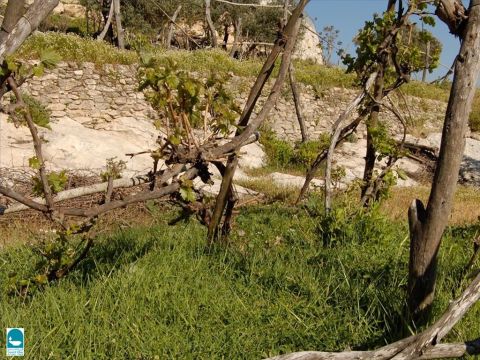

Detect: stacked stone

[25,62,157,130]
[22,61,447,144]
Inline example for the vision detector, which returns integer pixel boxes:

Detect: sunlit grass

[0,202,478,359]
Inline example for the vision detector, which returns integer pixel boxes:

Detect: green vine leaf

[180,187,196,203]
[40,49,61,69]
[28,156,41,170]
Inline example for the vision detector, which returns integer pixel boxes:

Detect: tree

[0,0,60,63]
[298,0,440,205]
[318,25,342,66]
[205,0,218,47]
[211,0,285,45]
[339,1,443,205]
[407,0,480,321]
[112,0,125,49]
[0,0,26,45]
[94,0,124,48]
[207,0,309,242]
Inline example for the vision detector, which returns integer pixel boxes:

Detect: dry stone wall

[24,62,158,131]
[21,62,447,144]
[262,86,447,143]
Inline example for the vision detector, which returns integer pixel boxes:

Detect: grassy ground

[0,199,479,359]
[382,185,480,225]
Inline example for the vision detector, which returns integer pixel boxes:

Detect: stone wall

[264,85,447,142]
[21,61,448,144]
[25,62,158,131]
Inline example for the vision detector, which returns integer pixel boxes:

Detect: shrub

[259,128,295,168]
[317,205,390,247]
[292,137,330,166]
[39,14,89,36]
[18,32,138,65]
[260,127,331,171]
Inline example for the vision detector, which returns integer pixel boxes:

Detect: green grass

[0,203,479,359]
[17,32,139,66]
[15,33,458,97]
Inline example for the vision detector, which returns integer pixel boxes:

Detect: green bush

[18,32,138,65]
[317,205,390,247]
[260,128,330,171]
[292,138,329,167]
[39,14,89,36]
[469,111,480,132]
[260,128,295,168]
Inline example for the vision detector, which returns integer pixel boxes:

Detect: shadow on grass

[71,228,159,284]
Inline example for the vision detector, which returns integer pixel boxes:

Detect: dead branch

[1,176,149,214]
[7,76,54,212]
[324,72,377,211]
[60,167,198,218]
[289,62,308,143]
[265,339,480,360]
[0,185,48,213]
[394,270,480,359]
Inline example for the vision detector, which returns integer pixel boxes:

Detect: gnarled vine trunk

[407,0,480,320]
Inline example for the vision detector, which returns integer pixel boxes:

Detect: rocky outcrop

[52,0,85,18]
[293,16,324,65]
[0,0,84,17]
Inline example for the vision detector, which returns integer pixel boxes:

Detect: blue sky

[305,0,461,82]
